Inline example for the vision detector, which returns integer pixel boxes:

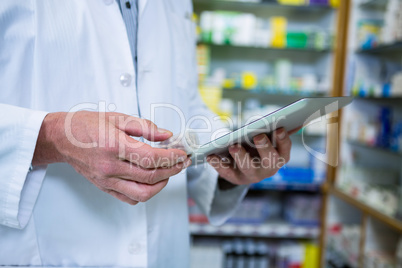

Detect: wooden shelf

[329,187,402,233]
[190,222,320,238]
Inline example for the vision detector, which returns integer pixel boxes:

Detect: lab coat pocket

[169,11,197,91]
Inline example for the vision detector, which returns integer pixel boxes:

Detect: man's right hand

[32,111,190,205]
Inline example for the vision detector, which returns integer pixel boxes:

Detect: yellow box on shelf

[271,17,287,48]
[241,72,258,90]
[329,0,340,8]
[278,0,306,6]
[222,78,236,89]
[303,243,319,268]
[199,85,233,119]
[196,45,210,86]
[198,85,222,115]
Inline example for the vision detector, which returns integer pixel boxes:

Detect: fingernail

[256,134,268,145]
[183,158,192,169]
[177,156,186,163]
[229,145,240,153]
[277,129,286,140]
[158,128,171,134]
[221,157,231,164]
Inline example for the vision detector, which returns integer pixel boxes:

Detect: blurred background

[187,0,402,267]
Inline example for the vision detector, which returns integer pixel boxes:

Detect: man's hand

[207,128,294,186]
[33,111,190,205]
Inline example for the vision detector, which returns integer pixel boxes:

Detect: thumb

[117,116,172,142]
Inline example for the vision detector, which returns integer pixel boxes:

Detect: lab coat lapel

[139,0,148,16]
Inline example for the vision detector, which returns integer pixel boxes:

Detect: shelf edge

[189,222,320,238]
[329,187,402,233]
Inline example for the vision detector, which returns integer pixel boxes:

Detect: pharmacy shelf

[349,96,402,110]
[347,139,402,158]
[222,89,327,104]
[354,96,402,101]
[190,222,320,238]
[203,42,332,53]
[250,182,322,192]
[359,0,388,9]
[326,249,358,268]
[357,41,402,54]
[329,187,402,233]
[193,0,335,11]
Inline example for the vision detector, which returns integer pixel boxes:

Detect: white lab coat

[0,1,248,267]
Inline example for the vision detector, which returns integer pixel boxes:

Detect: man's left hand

[207,128,293,186]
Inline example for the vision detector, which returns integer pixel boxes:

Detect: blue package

[377,107,392,148]
[383,83,391,97]
[391,121,402,152]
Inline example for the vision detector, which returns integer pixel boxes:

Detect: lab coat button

[103,0,114,5]
[128,242,141,255]
[120,73,132,87]
[185,12,192,20]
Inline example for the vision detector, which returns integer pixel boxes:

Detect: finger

[118,158,192,184]
[288,126,303,135]
[106,189,139,205]
[207,155,245,185]
[273,128,292,164]
[253,134,279,169]
[109,178,170,203]
[117,115,172,142]
[122,138,188,168]
[228,144,255,177]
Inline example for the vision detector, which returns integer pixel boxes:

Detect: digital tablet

[190,96,353,166]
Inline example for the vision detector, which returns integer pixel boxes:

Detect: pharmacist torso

[0,1,215,267]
